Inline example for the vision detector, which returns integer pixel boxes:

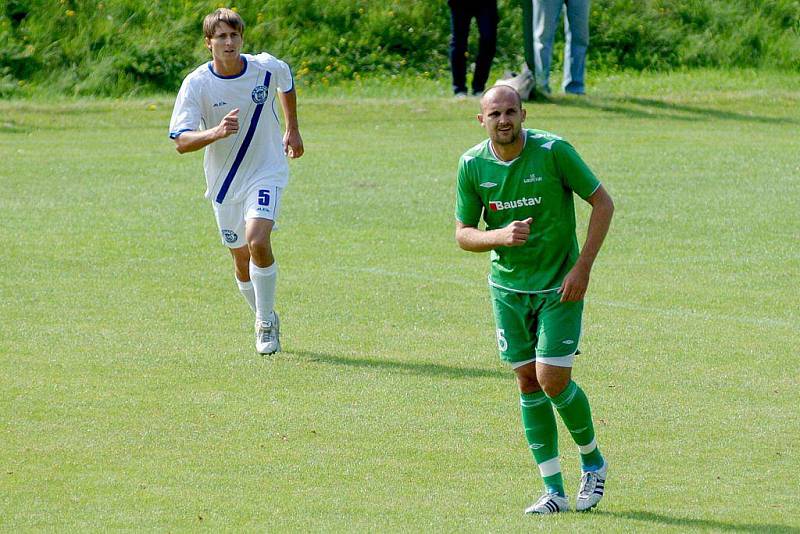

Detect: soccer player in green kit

[454,85,614,514]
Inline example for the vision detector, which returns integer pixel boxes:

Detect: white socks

[249,261,277,322]
[236,279,256,312]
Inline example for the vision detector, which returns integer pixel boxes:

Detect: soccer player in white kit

[169,8,304,354]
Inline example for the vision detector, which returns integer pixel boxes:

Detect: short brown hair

[203,8,245,39]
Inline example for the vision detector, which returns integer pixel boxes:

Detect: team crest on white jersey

[222,230,238,243]
[251,85,268,104]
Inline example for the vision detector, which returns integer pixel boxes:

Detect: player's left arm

[559,184,614,302]
[278,88,304,159]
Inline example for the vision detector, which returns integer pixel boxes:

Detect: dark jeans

[448,0,498,94]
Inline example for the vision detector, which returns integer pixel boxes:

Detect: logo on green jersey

[488,196,542,211]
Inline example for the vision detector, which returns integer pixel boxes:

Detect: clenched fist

[499,217,533,246]
[215,108,240,139]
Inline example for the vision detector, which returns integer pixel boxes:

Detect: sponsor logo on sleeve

[488,196,541,211]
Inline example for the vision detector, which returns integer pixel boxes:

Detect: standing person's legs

[229,246,256,312]
[531,0,563,94]
[563,0,590,94]
[246,217,277,324]
[213,185,281,355]
[213,200,256,312]
[448,0,472,95]
[515,363,565,498]
[491,286,566,504]
[245,184,283,354]
[472,0,498,94]
[535,291,606,510]
[244,184,282,324]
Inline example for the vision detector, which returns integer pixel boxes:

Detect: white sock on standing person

[249,261,277,323]
[236,278,256,313]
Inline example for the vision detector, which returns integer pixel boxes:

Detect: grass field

[1,70,799,531]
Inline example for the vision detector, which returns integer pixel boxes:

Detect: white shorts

[212,182,283,248]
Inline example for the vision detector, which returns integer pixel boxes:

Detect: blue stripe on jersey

[282,68,295,93]
[169,128,193,139]
[215,70,272,204]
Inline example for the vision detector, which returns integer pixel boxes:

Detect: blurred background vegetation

[2,0,799,96]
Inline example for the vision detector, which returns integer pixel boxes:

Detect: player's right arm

[455,218,533,252]
[454,152,532,252]
[173,108,240,154]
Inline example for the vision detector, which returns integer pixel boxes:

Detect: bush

[1,0,798,96]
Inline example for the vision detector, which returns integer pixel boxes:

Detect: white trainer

[524,492,569,515]
[494,65,536,100]
[255,312,280,355]
[576,461,607,511]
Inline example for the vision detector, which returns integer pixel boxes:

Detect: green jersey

[455,128,601,293]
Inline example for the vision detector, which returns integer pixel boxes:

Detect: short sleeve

[553,141,601,199]
[275,59,294,93]
[455,156,483,226]
[169,76,202,139]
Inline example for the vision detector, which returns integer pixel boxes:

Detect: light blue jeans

[531,0,590,94]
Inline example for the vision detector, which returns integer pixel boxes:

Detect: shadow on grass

[291,349,507,380]
[595,510,799,533]
[0,120,31,134]
[553,95,798,125]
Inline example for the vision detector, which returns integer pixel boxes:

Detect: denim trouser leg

[563,0,590,94]
[532,0,564,94]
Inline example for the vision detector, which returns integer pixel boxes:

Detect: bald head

[477,83,526,153]
[480,84,522,112]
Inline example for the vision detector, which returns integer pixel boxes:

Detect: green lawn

[1,70,798,531]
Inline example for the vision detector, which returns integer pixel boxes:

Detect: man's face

[205,22,243,62]
[478,89,526,146]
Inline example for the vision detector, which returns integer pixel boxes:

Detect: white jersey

[169,53,294,204]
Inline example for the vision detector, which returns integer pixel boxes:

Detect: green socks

[520,391,564,496]
[520,382,605,496]
[548,380,605,471]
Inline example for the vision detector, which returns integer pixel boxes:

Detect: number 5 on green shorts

[489,284,584,367]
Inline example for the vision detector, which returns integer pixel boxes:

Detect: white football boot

[494,65,536,100]
[255,312,280,355]
[524,492,569,515]
[576,461,607,511]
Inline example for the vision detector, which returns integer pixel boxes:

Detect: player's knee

[515,370,541,394]
[247,234,270,253]
[540,375,570,398]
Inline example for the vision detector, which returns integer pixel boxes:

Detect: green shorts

[489,284,583,367]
